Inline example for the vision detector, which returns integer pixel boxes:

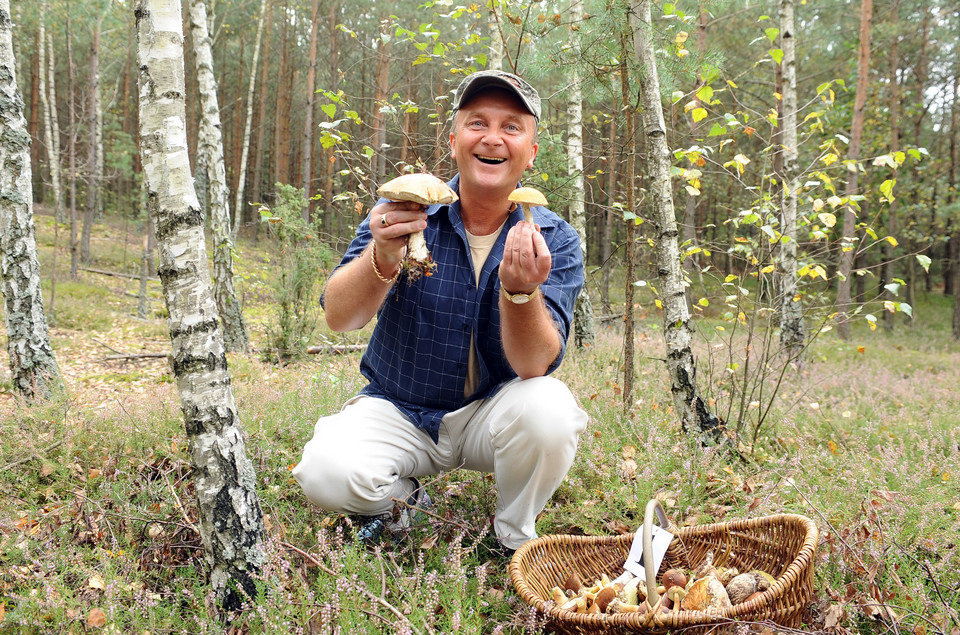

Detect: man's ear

[526,143,539,170]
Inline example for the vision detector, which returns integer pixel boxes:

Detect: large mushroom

[508,186,548,224]
[377,173,458,282]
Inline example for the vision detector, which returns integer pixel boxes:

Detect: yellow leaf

[812,198,824,212]
[818,212,837,228]
[89,574,106,590]
[87,608,107,628]
[675,31,689,45]
[655,299,663,309]
[827,195,843,208]
[857,346,865,354]
[761,264,775,274]
[821,153,838,166]
[827,440,838,454]
[884,235,898,247]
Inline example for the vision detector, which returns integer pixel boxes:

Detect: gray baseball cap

[452,70,541,121]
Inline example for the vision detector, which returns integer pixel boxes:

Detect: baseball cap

[452,70,541,122]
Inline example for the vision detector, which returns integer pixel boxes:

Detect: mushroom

[681,574,732,614]
[376,173,458,282]
[507,186,548,224]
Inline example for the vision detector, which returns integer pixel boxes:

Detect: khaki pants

[292,376,588,549]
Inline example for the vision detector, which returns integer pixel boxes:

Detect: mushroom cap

[377,173,459,205]
[508,186,548,207]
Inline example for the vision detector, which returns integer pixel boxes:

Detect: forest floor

[2,210,960,633]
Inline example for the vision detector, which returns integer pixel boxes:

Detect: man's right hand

[369,200,428,271]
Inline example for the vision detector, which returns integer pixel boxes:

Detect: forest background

[2,0,960,633]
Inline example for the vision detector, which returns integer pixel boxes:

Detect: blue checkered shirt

[327,175,585,443]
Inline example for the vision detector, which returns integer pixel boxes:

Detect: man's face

[449,88,538,196]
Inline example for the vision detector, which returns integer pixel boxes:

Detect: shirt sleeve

[538,220,585,374]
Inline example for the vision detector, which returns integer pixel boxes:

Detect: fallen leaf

[89,573,106,590]
[40,462,55,477]
[87,608,107,628]
[823,603,846,629]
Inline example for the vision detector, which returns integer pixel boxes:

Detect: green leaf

[765,27,780,42]
[879,179,896,203]
[695,85,714,103]
[898,302,913,317]
[692,107,708,123]
[320,103,337,119]
[916,254,932,272]
[884,283,900,296]
[708,123,727,137]
[769,48,784,65]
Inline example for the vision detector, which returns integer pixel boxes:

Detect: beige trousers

[293,376,588,549]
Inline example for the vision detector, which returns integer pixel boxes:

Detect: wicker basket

[509,501,819,634]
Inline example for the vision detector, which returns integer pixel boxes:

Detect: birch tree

[135,0,265,610]
[0,0,60,401]
[80,10,104,263]
[837,0,873,341]
[777,0,805,358]
[232,0,267,240]
[631,0,720,442]
[567,0,594,348]
[300,0,320,222]
[188,0,249,353]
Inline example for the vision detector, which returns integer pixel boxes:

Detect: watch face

[510,293,531,304]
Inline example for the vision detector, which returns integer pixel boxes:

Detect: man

[293,70,588,554]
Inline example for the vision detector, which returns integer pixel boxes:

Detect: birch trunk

[777,0,805,358]
[45,33,63,224]
[80,14,103,263]
[631,0,719,441]
[188,0,249,353]
[39,9,64,226]
[135,0,265,610]
[837,0,872,340]
[232,0,266,240]
[66,16,79,278]
[567,0,594,348]
[618,33,636,417]
[0,0,61,401]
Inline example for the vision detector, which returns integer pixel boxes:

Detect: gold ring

[380,215,389,227]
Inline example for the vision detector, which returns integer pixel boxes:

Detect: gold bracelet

[370,242,400,284]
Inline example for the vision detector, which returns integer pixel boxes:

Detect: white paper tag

[623,524,673,579]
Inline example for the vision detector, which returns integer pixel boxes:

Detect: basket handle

[642,499,671,608]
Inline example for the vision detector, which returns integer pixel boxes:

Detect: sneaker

[479,531,516,563]
[356,478,432,547]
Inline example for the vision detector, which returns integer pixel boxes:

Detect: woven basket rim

[509,512,819,631]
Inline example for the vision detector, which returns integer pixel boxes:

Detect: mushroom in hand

[508,186,548,224]
[376,173,458,282]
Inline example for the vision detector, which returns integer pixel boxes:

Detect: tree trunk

[601,97,617,312]
[371,29,392,185]
[271,3,291,188]
[39,14,63,227]
[300,0,320,223]
[188,0,249,354]
[232,0,266,240]
[568,0,594,348]
[882,0,901,332]
[618,23,636,419]
[66,16,79,278]
[631,0,719,442]
[0,0,61,401]
[681,5,707,279]
[777,0,805,359]
[28,29,41,203]
[837,0,872,340]
[81,13,103,264]
[135,0,265,611]
[250,1,272,241]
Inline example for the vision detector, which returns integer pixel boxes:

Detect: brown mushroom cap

[377,173,458,205]
[508,186,548,207]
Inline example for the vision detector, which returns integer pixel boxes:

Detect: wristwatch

[501,285,539,305]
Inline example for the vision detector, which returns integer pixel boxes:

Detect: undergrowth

[1,215,959,633]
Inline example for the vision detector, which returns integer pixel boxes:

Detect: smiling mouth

[476,155,506,165]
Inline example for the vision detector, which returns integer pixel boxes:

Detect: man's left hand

[500,222,552,294]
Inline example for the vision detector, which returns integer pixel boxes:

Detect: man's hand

[499,221,552,294]
[369,200,428,271]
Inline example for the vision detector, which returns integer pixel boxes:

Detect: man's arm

[498,222,561,378]
[323,201,427,332]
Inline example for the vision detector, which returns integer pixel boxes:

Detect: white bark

[0,0,61,401]
[631,0,719,441]
[135,0,264,610]
[188,0,249,353]
[300,0,320,215]
[567,0,594,347]
[778,0,804,358]
[81,15,102,263]
[40,22,64,224]
[232,0,266,240]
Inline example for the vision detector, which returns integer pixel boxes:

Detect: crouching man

[293,70,588,555]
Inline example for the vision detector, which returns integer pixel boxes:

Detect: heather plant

[2,216,960,634]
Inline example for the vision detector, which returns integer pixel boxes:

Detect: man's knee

[508,377,587,452]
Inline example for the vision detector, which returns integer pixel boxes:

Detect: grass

[1,211,959,633]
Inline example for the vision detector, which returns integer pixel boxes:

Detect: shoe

[356,478,432,547]
[479,531,516,563]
